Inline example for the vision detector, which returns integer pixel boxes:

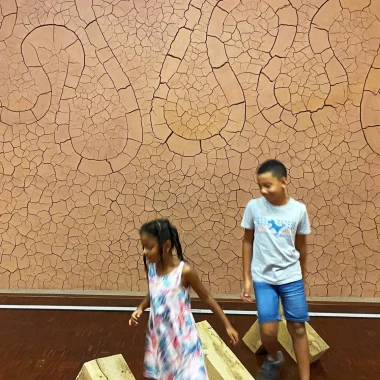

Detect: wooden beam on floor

[278,319,330,362]
[197,320,255,379]
[243,303,329,363]
[76,354,135,380]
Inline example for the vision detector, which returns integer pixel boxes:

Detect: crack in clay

[0,0,379,296]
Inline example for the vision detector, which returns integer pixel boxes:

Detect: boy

[241,159,310,380]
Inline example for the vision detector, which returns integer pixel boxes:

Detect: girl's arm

[137,293,150,311]
[139,264,151,311]
[129,270,150,327]
[129,294,149,326]
[182,264,239,344]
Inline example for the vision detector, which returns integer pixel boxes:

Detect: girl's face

[140,233,161,264]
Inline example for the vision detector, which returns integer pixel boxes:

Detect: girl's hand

[129,308,143,326]
[226,326,239,346]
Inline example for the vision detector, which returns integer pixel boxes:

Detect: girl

[129,218,239,380]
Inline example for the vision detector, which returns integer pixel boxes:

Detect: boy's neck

[266,193,289,206]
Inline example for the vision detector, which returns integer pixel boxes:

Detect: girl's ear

[163,239,172,254]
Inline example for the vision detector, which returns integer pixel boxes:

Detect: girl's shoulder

[147,263,156,277]
[181,262,192,275]
[180,262,197,284]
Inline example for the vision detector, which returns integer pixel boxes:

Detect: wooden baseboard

[0,292,378,314]
[1,289,379,303]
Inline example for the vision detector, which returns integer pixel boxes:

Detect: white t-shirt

[241,197,311,285]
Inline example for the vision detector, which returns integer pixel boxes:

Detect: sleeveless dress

[144,261,208,380]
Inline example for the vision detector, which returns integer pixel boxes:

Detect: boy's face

[257,171,286,203]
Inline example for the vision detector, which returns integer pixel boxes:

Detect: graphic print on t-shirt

[255,217,296,237]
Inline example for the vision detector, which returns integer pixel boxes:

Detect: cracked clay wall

[0,0,379,298]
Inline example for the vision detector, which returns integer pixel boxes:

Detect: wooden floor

[0,305,379,379]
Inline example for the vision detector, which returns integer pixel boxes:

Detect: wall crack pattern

[0,0,379,297]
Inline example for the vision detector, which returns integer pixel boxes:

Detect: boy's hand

[226,326,239,346]
[129,308,143,326]
[241,278,254,303]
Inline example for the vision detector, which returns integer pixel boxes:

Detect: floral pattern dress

[144,261,208,380]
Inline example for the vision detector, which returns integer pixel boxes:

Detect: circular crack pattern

[0,0,379,297]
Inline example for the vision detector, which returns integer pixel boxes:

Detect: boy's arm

[241,228,254,302]
[295,234,307,280]
[296,204,311,281]
[243,228,254,280]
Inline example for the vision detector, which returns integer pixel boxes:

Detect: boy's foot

[256,351,284,380]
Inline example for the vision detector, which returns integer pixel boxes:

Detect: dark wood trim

[0,293,379,314]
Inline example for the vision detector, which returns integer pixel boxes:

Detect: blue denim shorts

[253,280,309,324]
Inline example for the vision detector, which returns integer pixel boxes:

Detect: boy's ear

[280,176,287,189]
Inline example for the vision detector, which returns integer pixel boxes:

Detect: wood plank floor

[0,308,379,379]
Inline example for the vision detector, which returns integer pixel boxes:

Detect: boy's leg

[279,280,310,380]
[253,281,280,358]
[287,322,309,380]
[260,322,279,361]
[253,282,284,379]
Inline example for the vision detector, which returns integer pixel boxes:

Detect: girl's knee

[287,321,306,338]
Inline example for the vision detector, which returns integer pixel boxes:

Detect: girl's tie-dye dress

[144,261,208,380]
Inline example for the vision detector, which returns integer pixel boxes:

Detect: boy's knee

[287,321,306,338]
[260,323,278,342]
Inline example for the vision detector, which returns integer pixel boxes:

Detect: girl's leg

[279,280,310,380]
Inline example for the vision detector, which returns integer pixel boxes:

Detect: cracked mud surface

[0,0,379,297]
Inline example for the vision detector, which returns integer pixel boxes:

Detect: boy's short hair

[257,159,287,179]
